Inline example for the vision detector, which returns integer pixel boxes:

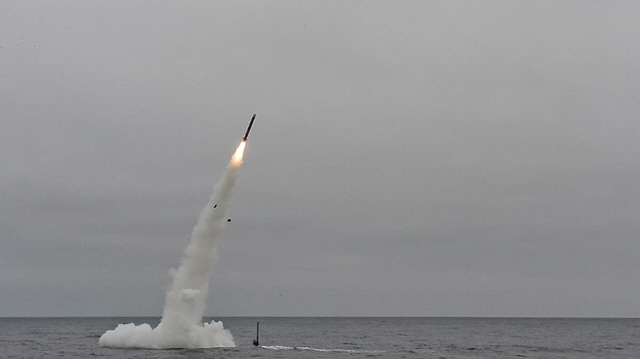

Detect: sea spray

[99,142,246,349]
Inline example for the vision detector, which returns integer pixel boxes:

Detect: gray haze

[1,1,639,317]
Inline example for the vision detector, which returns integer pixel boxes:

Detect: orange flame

[231,141,246,167]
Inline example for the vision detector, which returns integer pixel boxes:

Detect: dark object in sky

[213,204,217,208]
[227,218,231,222]
[243,114,256,141]
[253,322,259,346]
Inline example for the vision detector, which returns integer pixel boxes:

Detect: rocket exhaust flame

[99,117,255,349]
[231,141,246,167]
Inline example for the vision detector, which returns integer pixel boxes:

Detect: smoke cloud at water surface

[99,144,245,349]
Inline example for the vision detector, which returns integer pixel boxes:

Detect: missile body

[243,114,256,141]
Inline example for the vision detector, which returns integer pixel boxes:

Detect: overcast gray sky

[1,1,639,317]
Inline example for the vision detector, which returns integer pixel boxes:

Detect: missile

[243,114,256,141]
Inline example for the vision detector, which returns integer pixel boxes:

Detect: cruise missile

[243,114,256,141]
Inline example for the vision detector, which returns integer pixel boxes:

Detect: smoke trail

[99,142,246,349]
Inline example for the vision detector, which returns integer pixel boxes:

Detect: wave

[262,345,383,354]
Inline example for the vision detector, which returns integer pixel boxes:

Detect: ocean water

[1,317,639,358]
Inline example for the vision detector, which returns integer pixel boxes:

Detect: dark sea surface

[1,317,639,358]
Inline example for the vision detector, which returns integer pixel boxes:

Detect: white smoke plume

[99,142,246,349]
